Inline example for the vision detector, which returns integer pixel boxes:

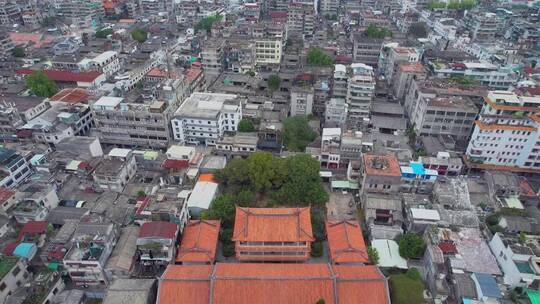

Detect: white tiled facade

[466,91,540,170]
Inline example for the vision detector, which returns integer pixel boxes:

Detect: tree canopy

[215,152,328,207]
[407,22,428,38]
[365,24,393,39]
[238,119,255,132]
[96,28,113,38]
[398,233,427,259]
[267,74,281,93]
[195,14,223,33]
[306,48,334,66]
[283,116,317,152]
[368,246,379,264]
[11,47,25,58]
[131,28,148,43]
[427,0,476,10]
[26,71,58,98]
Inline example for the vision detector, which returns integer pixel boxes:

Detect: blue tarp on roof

[473,272,501,299]
[410,162,425,175]
[13,242,36,259]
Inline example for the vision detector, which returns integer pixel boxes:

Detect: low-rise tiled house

[232,207,314,262]
[176,220,220,265]
[364,195,403,240]
[137,221,179,266]
[63,222,118,285]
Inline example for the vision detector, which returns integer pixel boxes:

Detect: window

[12,266,20,276]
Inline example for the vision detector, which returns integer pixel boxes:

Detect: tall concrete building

[290,86,314,116]
[353,34,384,67]
[405,80,480,140]
[466,91,540,172]
[470,13,500,42]
[57,0,104,28]
[92,95,178,150]
[286,2,314,39]
[346,63,375,128]
[320,0,338,17]
[332,64,348,100]
[201,39,226,78]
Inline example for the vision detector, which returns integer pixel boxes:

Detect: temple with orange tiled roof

[232,207,314,262]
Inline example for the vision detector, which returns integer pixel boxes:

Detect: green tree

[236,190,256,207]
[368,246,379,264]
[311,241,323,257]
[207,194,236,228]
[136,190,146,198]
[244,70,256,77]
[214,158,251,192]
[131,28,148,43]
[247,152,287,193]
[40,16,56,27]
[95,28,113,38]
[407,22,428,38]
[26,71,57,98]
[238,119,255,132]
[365,24,393,39]
[274,154,328,206]
[519,231,527,243]
[398,233,427,259]
[267,74,281,93]
[406,267,422,281]
[306,48,334,66]
[11,47,25,57]
[194,14,223,33]
[316,299,326,304]
[283,116,317,152]
[427,1,447,10]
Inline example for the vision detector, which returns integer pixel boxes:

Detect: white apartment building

[466,91,540,171]
[347,63,375,127]
[78,51,121,77]
[171,93,243,146]
[429,61,516,90]
[290,86,314,116]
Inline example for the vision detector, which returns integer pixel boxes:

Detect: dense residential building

[0,257,30,300]
[201,39,225,77]
[232,207,314,262]
[380,46,421,83]
[0,148,32,188]
[290,86,314,116]
[347,63,375,127]
[137,221,179,265]
[287,2,315,39]
[92,95,177,149]
[63,222,117,285]
[405,79,480,140]
[171,93,243,146]
[325,98,348,126]
[57,0,104,28]
[470,12,501,42]
[92,148,138,192]
[361,154,402,196]
[353,34,384,67]
[428,60,517,90]
[391,62,427,101]
[466,91,540,172]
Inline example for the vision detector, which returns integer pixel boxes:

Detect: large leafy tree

[207,194,236,228]
[247,152,287,193]
[11,47,25,57]
[96,28,113,38]
[306,48,333,66]
[283,116,317,152]
[398,233,427,259]
[274,154,328,206]
[195,14,223,33]
[365,24,393,38]
[267,74,281,93]
[26,71,58,98]
[238,119,255,132]
[131,28,148,43]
